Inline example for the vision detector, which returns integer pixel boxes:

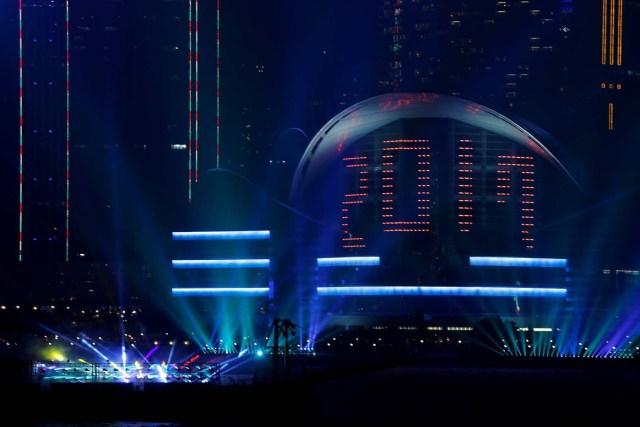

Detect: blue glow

[172,259,270,268]
[316,286,567,297]
[469,256,568,268]
[172,288,270,296]
[317,256,380,267]
[172,230,270,240]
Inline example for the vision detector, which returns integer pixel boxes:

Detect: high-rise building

[378,0,573,113]
[567,1,640,187]
[590,0,640,135]
[11,1,191,301]
[377,0,640,269]
[18,1,71,262]
[15,1,194,263]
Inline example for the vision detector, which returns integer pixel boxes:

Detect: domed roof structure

[290,92,586,200]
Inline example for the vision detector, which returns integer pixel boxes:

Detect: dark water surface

[15,362,640,426]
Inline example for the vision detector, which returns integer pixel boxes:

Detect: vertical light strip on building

[187,0,193,202]
[617,0,623,65]
[194,0,199,182]
[609,0,615,65]
[216,0,221,168]
[601,0,623,130]
[18,0,23,261]
[600,0,623,65]
[601,0,607,64]
[65,0,70,261]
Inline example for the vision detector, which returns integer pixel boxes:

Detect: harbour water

[13,360,640,426]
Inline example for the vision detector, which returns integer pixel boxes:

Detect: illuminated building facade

[565,0,640,142]
[18,1,71,262]
[599,0,626,131]
[286,92,584,325]
[291,92,584,260]
[378,0,640,170]
[378,0,575,114]
[12,1,191,299]
[333,119,538,258]
[377,0,640,270]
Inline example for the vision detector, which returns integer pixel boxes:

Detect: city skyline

[0,2,638,382]
[1,0,639,299]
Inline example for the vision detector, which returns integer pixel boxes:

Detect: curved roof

[290,92,586,200]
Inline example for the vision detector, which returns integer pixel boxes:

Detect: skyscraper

[377,0,640,268]
[11,1,192,301]
[18,0,70,262]
[378,0,573,113]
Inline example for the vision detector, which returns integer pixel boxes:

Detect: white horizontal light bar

[172,288,269,296]
[317,256,380,267]
[316,286,567,297]
[469,256,567,268]
[172,230,270,240]
[172,259,270,268]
